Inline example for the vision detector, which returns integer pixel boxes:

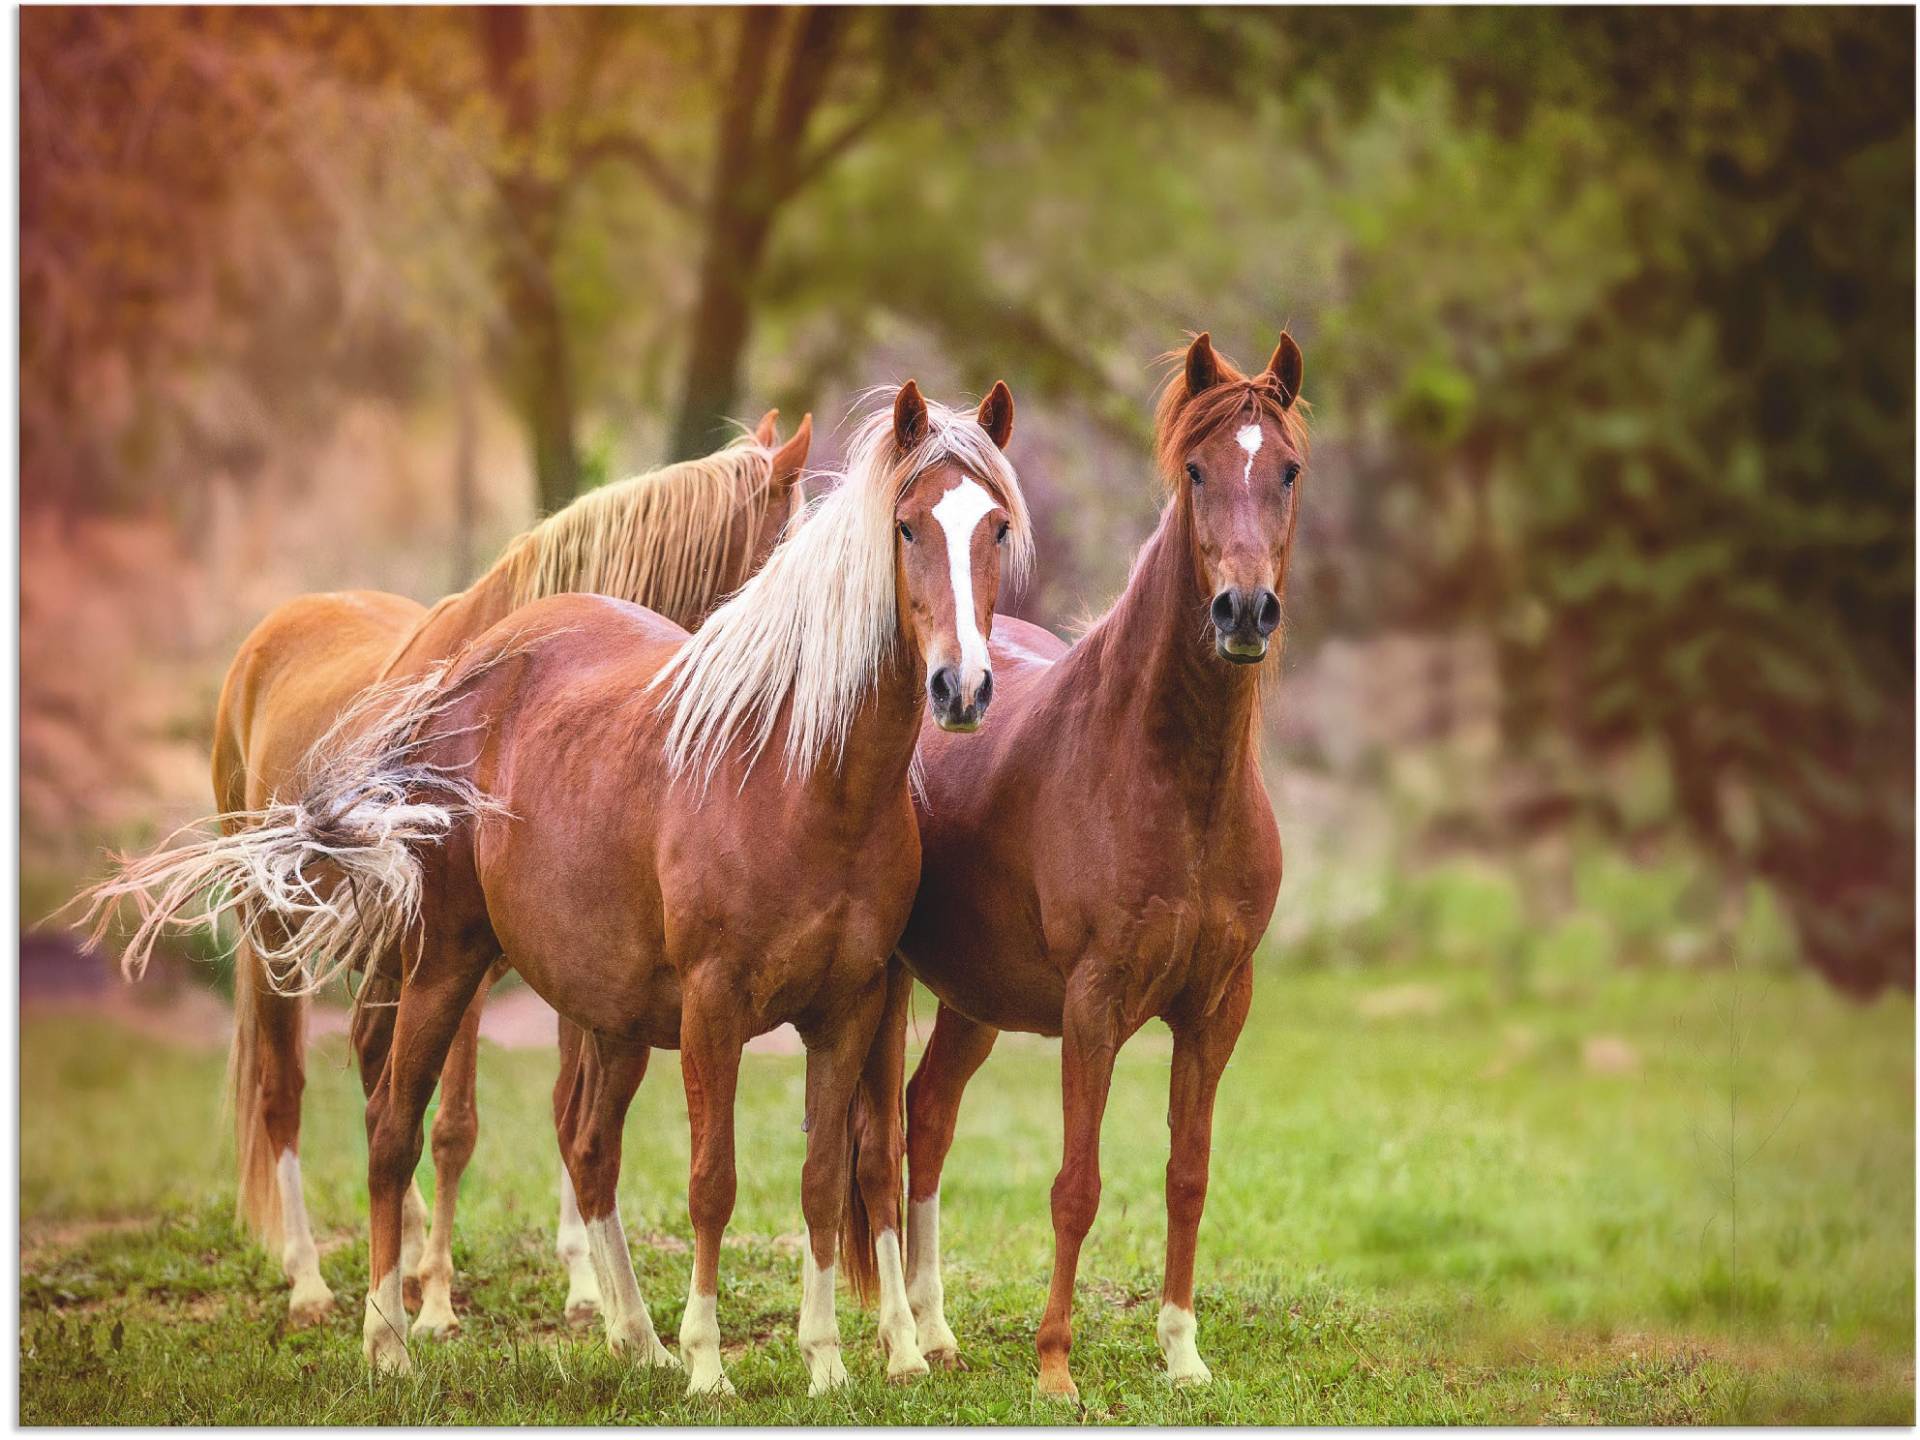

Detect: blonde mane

[489,433,788,626]
[653,391,1032,790]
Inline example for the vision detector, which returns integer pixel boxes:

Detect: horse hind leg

[411,966,498,1340]
[231,932,333,1326]
[552,1017,602,1325]
[902,1000,999,1368]
[350,965,429,1310]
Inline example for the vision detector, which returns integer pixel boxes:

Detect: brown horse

[130,381,1032,1389]
[846,332,1307,1400]
[96,413,808,1333]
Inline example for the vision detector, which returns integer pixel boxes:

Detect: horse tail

[227,948,287,1250]
[840,961,912,1307]
[69,657,508,998]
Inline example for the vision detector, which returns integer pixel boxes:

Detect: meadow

[19,958,1914,1424]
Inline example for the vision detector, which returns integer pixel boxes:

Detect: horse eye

[994,521,1010,545]
[1186,462,1204,486]
[898,521,915,542]
[1283,464,1300,488]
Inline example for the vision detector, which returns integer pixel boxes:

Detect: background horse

[109,381,1031,1390]
[845,332,1306,1400]
[101,413,808,1333]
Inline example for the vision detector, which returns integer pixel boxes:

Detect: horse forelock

[1151,343,1310,494]
[653,390,1033,792]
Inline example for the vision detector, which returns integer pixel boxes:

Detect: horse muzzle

[1210,586,1279,665]
[930,665,993,732]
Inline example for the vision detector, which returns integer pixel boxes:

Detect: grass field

[19,960,1915,1424]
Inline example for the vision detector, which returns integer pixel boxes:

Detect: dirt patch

[21,1216,152,1268]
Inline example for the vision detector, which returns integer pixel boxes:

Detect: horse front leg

[1160,962,1252,1387]
[796,977,905,1394]
[1035,982,1126,1402]
[680,994,745,1397]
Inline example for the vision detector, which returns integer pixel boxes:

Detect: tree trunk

[670,209,771,461]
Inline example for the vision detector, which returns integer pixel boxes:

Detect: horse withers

[846,332,1308,1400]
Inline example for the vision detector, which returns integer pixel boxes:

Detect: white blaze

[1235,423,1264,490]
[930,478,998,686]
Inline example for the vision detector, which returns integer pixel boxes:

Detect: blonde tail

[69,656,510,998]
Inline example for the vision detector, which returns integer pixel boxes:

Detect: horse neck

[793,641,926,821]
[1080,498,1264,791]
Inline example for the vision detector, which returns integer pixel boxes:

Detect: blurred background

[17,9,1916,1422]
[23,6,1913,994]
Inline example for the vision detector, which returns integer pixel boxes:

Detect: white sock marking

[277,1149,331,1315]
[584,1210,673,1367]
[874,1229,928,1378]
[556,1164,600,1318]
[931,478,998,691]
[680,1277,732,1395]
[797,1234,849,1394]
[906,1195,957,1356]
[1157,1301,1212,1385]
[363,1266,409,1373]
[1235,422,1264,490]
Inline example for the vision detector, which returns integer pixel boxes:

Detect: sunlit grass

[20,962,1914,1423]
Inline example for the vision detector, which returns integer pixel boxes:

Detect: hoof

[887,1357,931,1385]
[1169,1360,1213,1389]
[563,1299,600,1328]
[1035,1370,1080,1404]
[364,1332,411,1376]
[411,1309,461,1342]
[287,1293,336,1329]
[805,1352,850,1397]
[686,1370,736,1398]
[923,1347,967,1372]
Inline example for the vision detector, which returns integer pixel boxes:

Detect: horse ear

[1265,333,1304,409]
[1185,332,1220,396]
[752,408,780,448]
[893,379,929,450]
[977,380,1014,450]
[770,412,811,488]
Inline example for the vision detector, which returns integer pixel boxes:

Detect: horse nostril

[929,667,957,708]
[1256,590,1281,636]
[1210,591,1238,630]
[975,672,993,711]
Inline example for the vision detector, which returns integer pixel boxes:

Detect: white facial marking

[930,478,998,685]
[1235,422,1264,490]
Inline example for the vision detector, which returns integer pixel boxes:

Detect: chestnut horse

[846,333,1307,1400]
[109,414,807,1332]
[125,382,1031,1389]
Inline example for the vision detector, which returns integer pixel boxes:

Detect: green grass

[20,962,1915,1423]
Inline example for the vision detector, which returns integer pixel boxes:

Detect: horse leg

[556,1033,675,1368]
[411,963,499,1339]
[361,938,493,1375]
[795,979,904,1394]
[1159,963,1253,1387]
[1034,986,1124,1401]
[902,1001,999,1368]
[551,1016,602,1325]
[349,969,428,1309]
[679,994,746,1397]
[233,934,331,1325]
[849,961,927,1380]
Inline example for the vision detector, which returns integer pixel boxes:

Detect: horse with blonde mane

[87,413,809,1335]
[843,332,1307,1400]
[97,380,1030,1391]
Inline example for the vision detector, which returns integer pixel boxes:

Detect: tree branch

[571,131,699,215]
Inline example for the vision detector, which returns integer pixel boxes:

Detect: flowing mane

[654,391,1032,790]
[492,433,788,621]
[1152,340,1311,493]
